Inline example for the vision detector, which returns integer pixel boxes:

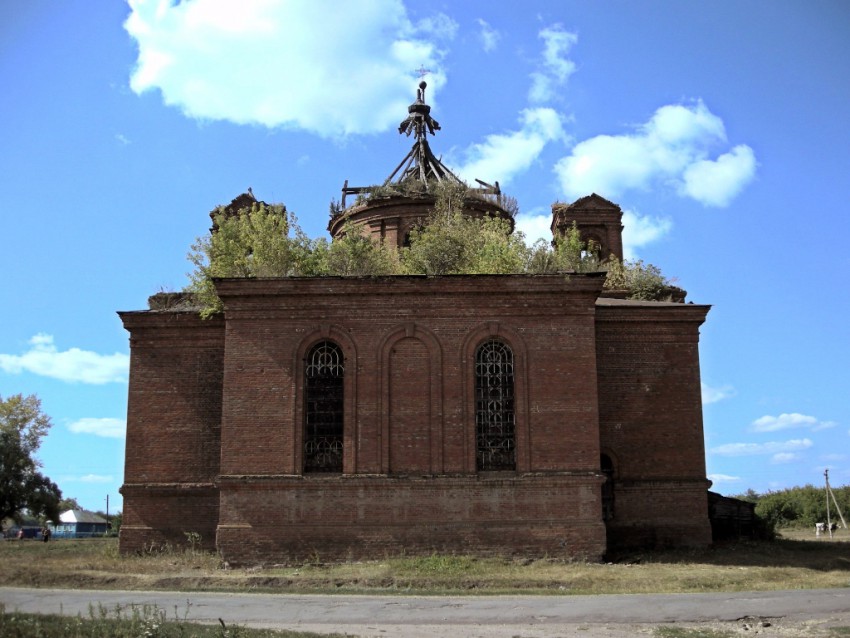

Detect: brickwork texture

[119,272,712,563]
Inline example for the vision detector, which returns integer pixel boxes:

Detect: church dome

[329,81,515,247]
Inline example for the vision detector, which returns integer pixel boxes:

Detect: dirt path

[2,586,850,636]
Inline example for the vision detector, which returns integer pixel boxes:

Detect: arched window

[475,340,516,471]
[304,341,344,473]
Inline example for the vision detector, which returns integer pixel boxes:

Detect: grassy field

[0,604,346,638]
[1,528,848,595]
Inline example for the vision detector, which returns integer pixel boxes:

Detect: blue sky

[2,1,848,513]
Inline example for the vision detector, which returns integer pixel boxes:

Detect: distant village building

[51,509,108,539]
[119,83,713,564]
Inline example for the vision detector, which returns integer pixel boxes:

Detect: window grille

[304,341,344,472]
[475,339,516,471]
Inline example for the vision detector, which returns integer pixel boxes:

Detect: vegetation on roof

[339,177,519,218]
[187,182,674,317]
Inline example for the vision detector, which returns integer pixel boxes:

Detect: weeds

[0,602,343,638]
[1,532,849,595]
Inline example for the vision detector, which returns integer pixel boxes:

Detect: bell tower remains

[551,193,624,262]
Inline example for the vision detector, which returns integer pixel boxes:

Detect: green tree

[58,497,81,512]
[186,189,677,314]
[0,394,62,531]
[320,221,400,276]
[467,216,529,274]
[187,203,322,317]
[401,181,530,275]
[604,256,674,300]
[551,221,601,273]
[733,488,760,504]
[93,509,122,534]
[751,484,850,530]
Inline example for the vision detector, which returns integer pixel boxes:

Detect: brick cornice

[595,299,710,324]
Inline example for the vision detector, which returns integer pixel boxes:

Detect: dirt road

[2,586,849,636]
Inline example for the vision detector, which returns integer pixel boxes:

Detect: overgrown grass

[0,603,343,638]
[1,530,849,595]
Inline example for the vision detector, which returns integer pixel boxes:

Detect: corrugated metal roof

[59,509,107,524]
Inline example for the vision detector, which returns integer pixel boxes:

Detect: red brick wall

[118,275,714,561]
[120,484,219,552]
[213,275,608,562]
[595,299,712,548]
[389,337,431,473]
[216,475,605,564]
[118,312,224,551]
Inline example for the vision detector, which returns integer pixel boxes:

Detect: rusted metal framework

[475,339,516,471]
[340,81,500,209]
[304,341,344,472]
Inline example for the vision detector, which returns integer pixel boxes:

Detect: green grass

[1,529,849,595]
[0,603,345,638]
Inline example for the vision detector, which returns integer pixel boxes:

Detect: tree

[320,221,400,276]
[401,181,530,275]
[187,203,323,317]
[0,394,62,531]
[58,497,81,512]
[93,509,122,534]
[522,221,611,275]
[604,257,675,301]
[186,189,676,315]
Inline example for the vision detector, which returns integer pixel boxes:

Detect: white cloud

[707,473,740,483]
[701,382,736,405]
[416,13,458,41]
[513,204,672,253]
[751,413,836,433]
[622,209,672,259]
[710,438,813,457]
[771,452,798,464]
[0,334,129,384]
[476,19,500,53]
[681,144,757,206]
[529,25,578,103]
[554,100,756,206]
[115,133,131,145]
[452,107,566,186]
[125,0,450,137]
[68,417,127,439]
[514,209,552,244]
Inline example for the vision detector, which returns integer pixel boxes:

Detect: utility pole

[825,469,833,538]
[824,468,848,533]
[106,494,110,533]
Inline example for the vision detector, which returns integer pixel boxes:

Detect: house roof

[59,509,107,524]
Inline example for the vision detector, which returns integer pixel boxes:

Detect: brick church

[119,83,713,563]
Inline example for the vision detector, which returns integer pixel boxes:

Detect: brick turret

[551,193,624,262]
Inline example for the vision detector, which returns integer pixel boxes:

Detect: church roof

[557,193,622,211]
[340,81,500,208]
